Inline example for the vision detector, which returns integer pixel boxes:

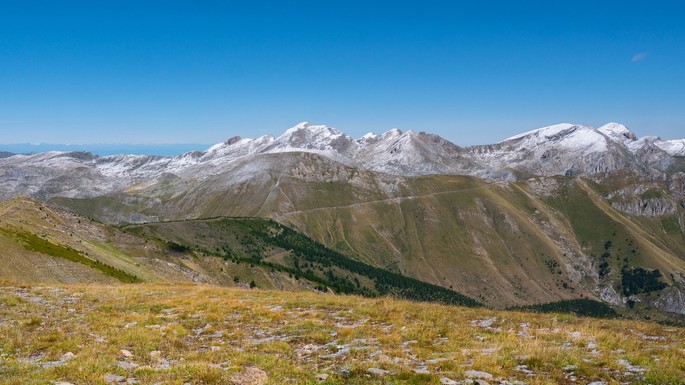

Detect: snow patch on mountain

[260,122,358,165]
[203,134,275,163]
[502,124,608,153]
[655,139,685,157]
[503,123,576,142]
[597,122,637,145]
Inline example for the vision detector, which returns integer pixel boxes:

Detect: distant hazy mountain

[0,143,210,156]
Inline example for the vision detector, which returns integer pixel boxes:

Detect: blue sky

[1,1,684,148]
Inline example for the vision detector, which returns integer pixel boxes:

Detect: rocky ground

[1,284,683,384]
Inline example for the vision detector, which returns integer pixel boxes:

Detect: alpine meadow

[2,2,685,384]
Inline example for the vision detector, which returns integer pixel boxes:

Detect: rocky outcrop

[606,185,680,217]
[610,197,679,216]
[652,284,685,315]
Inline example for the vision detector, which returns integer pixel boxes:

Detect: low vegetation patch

[621,267,667,296]
[512,299,619,318]
[126,217,481,307]
[0,227,140,283]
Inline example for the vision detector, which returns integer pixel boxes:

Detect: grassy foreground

[1,284,683,385]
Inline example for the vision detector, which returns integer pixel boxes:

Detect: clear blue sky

[1,1,684,147]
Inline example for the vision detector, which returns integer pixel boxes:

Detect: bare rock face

[652,284,685,315]
[611,197,679,216]
[605,183,681,217]
[667,172,685,201]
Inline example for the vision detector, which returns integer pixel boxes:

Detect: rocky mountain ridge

[1,121,683,202]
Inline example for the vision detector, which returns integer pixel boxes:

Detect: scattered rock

[319,345,350,359]
[440,377,458,385]
[587,382,606,385]
[155,358,172,370]
[427,357,449,364]
[231,366,268,385]
[295,343,322,357]
[472,317,497,328]
[617,358,646,373]
[515,364,533,375]
[481,348,499,355]
[54,382,75,385]
[367,367,389,375]
[632,330,668,341]
[465,370,493,380]
[374,353,392,364]
[117,361,138,370]
[104,374,126,384]
[473,380,490,385]
[193,323,212,335]
[148,350,161,359]
[23,350,47,363]
[316,373,329,381]
[412,366,430,374]
[40,352,76,368]
[120,349,133,358]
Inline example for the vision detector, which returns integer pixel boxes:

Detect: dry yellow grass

[1,283,683,384]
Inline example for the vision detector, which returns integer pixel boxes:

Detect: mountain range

[2,122,684,201]
[1,122,684,320]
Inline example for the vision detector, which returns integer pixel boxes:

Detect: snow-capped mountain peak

[1,120,683,202]
[276,122,346,143]
[597,122,637,144]
[204,134,275,160]
[359,132,378,141]
[262,122,358,161]
[383,128,404,138]
[282,121,313,135]
[501,123,609,154]
[502,123,576,142]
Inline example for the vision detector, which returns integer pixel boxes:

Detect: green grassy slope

[0,197,480,307]
[124,217,481,307]
[0,197,315,291]
[48,153,685,311]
